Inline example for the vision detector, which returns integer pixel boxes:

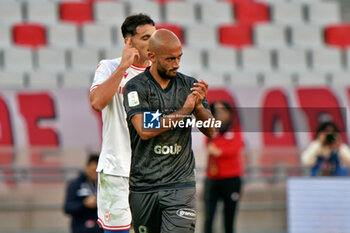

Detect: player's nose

[173,58,180,69]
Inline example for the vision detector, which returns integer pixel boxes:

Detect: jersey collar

[145,67,176,93]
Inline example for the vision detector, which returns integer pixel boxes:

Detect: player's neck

[132,57,149,68]
[150,66,171,90]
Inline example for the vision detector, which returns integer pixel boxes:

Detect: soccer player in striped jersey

[89,14,155,233]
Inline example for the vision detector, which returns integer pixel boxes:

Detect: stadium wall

[0,86,349,168]
[0,86,349,232]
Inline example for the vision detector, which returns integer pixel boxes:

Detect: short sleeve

[90,58,120,92]
[123,78,150,121]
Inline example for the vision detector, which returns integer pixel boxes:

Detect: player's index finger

[193,82,205,89]
[125,37,132,47]
[199,79,208,86]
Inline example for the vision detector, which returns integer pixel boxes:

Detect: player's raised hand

[120,37,140,68]
[191,79,208,106]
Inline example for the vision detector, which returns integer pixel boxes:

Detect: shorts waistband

[130,181,195,193]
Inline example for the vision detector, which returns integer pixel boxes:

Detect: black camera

[325,133,336,144]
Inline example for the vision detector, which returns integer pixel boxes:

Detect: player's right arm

[130,95,197,140]
[123,81,197,140]
[90,38,139,111]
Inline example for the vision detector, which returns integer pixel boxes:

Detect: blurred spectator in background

[204,101,244,233]
[64,154,103,233]
[301,121,350,176]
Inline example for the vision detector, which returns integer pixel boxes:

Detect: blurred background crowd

[1,0,350,232]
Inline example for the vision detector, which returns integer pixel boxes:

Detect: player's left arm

[191,80,215,138]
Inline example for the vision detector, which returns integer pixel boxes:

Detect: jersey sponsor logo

[138,226,148,233]
[224,131,235,139]
[128,91,140,107]
[77,183,93,196]
[231,192,240,201]
[143,110,161,129]
[154,144,182,155]
[176,208,196,220]
[85,219,95,228]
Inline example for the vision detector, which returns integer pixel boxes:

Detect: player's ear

[148,51,155,62]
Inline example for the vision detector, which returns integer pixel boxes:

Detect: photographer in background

[64,154,103,233]
[301,121,350,176]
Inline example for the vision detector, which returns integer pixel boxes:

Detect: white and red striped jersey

[90,57,150,177]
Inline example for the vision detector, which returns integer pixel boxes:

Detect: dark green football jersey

[123,67,209,192]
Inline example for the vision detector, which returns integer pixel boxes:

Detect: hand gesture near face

[318,131,341,151]
[121,37,140,68]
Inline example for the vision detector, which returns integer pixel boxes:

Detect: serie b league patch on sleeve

[128,91,140,107]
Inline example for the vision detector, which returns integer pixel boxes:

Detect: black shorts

[129,187,196,233]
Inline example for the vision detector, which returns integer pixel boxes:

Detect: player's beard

[157,62,177,80]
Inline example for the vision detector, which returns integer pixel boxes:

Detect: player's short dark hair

[87,154,99,165]
[121,13,155,38]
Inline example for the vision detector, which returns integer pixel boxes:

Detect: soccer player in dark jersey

[123,29,215,233]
